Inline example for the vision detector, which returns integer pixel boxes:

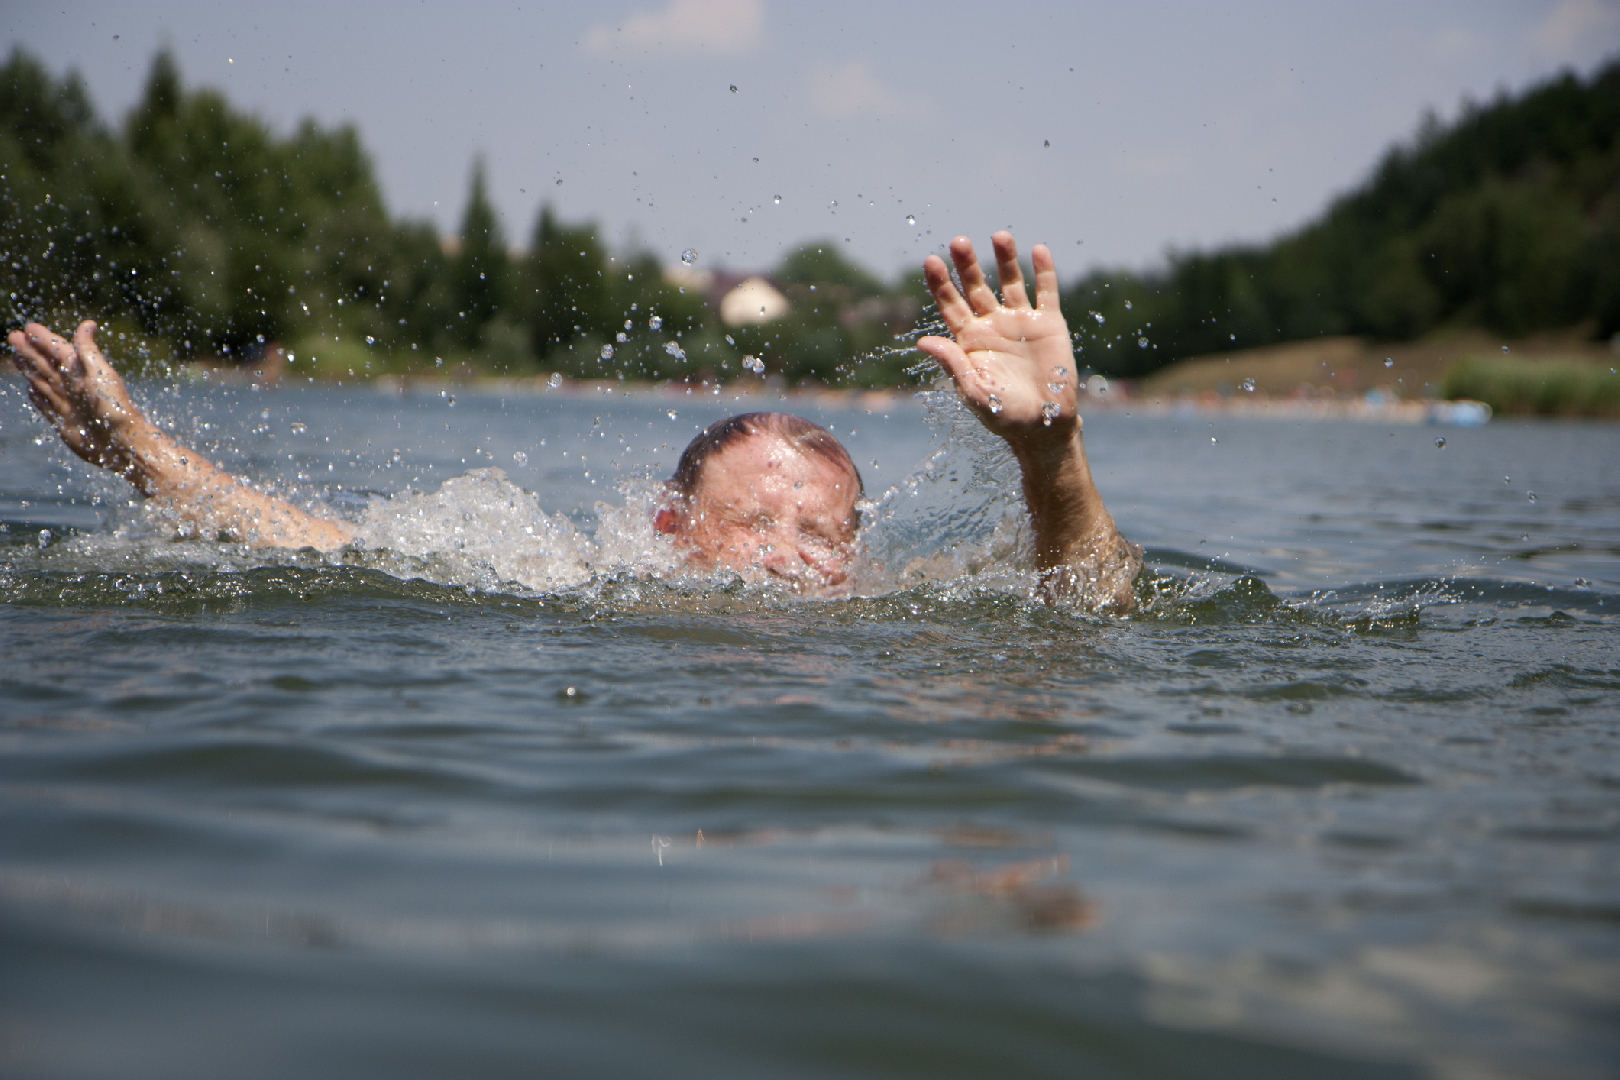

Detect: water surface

[3,380,1617,1079]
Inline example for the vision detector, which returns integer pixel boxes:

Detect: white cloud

[582,0,764,56]
[1529,0,1620,66]
[805,59,915,120]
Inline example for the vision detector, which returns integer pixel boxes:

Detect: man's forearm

[125,421,354,550]
[1010,425,1117,568]
[1008,422,1141,611]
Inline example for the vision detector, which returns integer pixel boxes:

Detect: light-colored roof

[720,276,791,325]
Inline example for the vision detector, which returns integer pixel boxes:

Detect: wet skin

[10,230,1138,609]
[654,433,860,591]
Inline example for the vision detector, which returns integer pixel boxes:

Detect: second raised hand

[916,231,1078,446]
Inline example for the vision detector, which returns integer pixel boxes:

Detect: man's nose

[790,537,850,587]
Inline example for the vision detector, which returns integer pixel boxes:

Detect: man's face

[656,432,860,590]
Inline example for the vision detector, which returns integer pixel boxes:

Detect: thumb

[73,320,101,365]
[73,320,118,381]
[916,335,972,384]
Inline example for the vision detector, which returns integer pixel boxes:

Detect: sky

[7,0,1620,281]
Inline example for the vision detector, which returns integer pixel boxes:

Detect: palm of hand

[918,234,1085,444]
[10,322,144,476]
[949,307,1076,433]
[63,358,142,472]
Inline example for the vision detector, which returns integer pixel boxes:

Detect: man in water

[8,232,1141,610]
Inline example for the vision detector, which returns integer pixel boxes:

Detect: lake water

[2,379,1618,1080]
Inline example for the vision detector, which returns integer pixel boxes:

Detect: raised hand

[913,231,1139,610]
[8,320,154,485]
[8,318,353,551]
[916,232,1078,447]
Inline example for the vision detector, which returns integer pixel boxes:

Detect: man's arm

[8,320,354,551]
[916,232,1140,611]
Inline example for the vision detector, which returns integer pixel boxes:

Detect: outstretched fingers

[9,328,67,403]
[1031,244,1060,312]
[992,231,1031,310]
[949,236,999,316]
[923,254,976,337]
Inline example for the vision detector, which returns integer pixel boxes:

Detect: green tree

[448,156,509,350]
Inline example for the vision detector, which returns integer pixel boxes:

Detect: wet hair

[668,412,864,502]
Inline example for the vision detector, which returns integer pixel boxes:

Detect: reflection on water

[2,379,1618,1078]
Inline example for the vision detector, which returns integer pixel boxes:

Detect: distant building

[719,276,791,326]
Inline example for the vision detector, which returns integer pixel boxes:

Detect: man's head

[654,412,862,589]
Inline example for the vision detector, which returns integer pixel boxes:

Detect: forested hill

[2,46,1617,385]
[1067,56,1620,378]
[0,48,918,385]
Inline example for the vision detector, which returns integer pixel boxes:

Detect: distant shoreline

[161,366,1521,425]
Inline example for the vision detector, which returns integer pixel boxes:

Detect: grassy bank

[1442,356,1620,417]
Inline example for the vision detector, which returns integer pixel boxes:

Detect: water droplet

[1047,365,1068,394]
[1044,139,1050,147]
[1124,300,1132,310]
[742,354,765,374]
[680,248,698,265]
[1521,533,1529,542]
[668,410,678,421]
[616,332,628,342]
[1092,312,1105,325]
[512,451,528,465]
[624,319,634,330]
[1435,437,1445,448]
[37,528,52,548]
[600,343,615,360]
[829,199,838,209]
[987,395,1003,414]
[906,214,916,226]
[365,335,375,345]
[649,315,663,330]
[290,421,307,434]
[1527,491,1537,503]
[664,341,686,359]
[1041,401,1060,425]
[1502,345,1510,353]
[548,373,563,388]
[1229,333,1237,341]
[729,84,738,93]
[1138,337,1149,348]
[1241,378,1256,392]
[447,395,457,408]
[773,195,781,204]
[1384,357,1395,368]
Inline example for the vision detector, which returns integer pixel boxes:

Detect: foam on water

[352,468,681,592]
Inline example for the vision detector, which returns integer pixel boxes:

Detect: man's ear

[653,505,680,535]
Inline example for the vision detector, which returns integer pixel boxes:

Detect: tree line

[1064,56,1620,377]
[0,48,922,386]
[4,47,1618,386]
